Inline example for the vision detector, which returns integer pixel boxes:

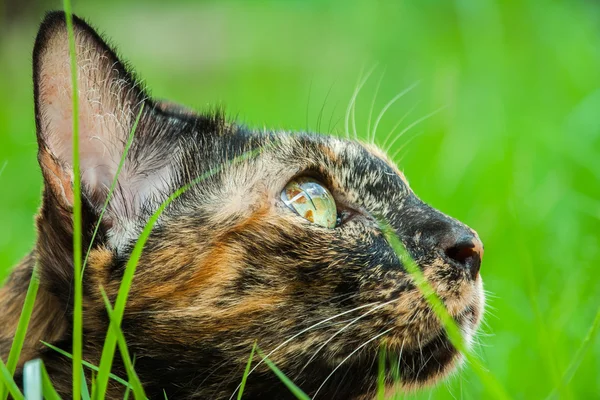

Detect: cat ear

[33,12,176,245]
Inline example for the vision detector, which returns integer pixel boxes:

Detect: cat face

[31,12,484,399]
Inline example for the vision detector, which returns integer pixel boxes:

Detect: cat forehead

[193,129,413,215]
[268,132,410,189]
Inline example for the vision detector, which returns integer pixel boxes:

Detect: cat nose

[442,232,484,280]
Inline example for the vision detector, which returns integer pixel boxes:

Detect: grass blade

[256,348,310,400]
[81,365,91,400]
[237,341,257,400]
[61,4,83,399]
[0,265,40,400]
[0,359,23,400]
[23,359,61,400]
[377,343,386,400]
[99,288,147,400]
[22,359,42,400]
[377,218,511,400]
[545,306,600,400]
[94,143,273,399]
[41,341,132,390]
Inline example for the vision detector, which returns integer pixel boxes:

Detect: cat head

[32,11,484,399]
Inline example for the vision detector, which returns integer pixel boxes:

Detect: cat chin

[377,279,484,391]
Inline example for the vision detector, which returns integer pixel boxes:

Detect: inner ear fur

[34,11,152,213]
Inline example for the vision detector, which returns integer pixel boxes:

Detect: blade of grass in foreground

[545,306,600,400]
[0,265,40,400]
[237,342,257,400]
[41,341,133,390]
[256,348,310,400]
[377,219,510,400]
[23,359,61,400]
[0,161,7,178]
[94,143,274,399]
[62,3,83,399]
[99,288,147,400]
[377,342,386,400]
[0,359,23,400]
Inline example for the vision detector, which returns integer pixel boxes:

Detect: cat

[0,11,485,400]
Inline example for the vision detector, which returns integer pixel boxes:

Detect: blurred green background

[1,0,599,398]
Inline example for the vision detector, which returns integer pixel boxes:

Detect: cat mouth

[385,303,479,389]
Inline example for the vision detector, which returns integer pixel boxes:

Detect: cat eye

[281,177,337,228]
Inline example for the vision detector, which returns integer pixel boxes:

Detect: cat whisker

[306,77,313,132]
[371,81,420,145]
[366,68,386,144]
[326,99,341,134]
[415,352,435,380]
[345,64,378,140]
[298,297,400,375]
[316,81,336,134]
[390,130,425,162]
[227,300,382,400]
[379,102,419,149]
[312,326,395,399]
[385,106,446,154]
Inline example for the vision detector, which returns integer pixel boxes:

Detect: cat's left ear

[33,12,176,240]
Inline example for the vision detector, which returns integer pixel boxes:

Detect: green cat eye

[281,177,337,229]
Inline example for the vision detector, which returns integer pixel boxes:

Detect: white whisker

[371,81,420,145]
[385,106,446,153]
[299,297,400,374]
[312,327,394,399]
[227,300,382,400]
[391,130,425,162]
[379,102,419,149]
[366,69,386,143]
[345,64,378,140]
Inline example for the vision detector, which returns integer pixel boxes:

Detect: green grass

[61,1,83,398]
[1,0,600,399]
[237,342,257,400]
[0,265,39,400]
[256,348,311,400]
[99,289,146,400]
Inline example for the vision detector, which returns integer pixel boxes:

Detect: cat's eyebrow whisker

[379,102,419,150]
[298,297,401,375]
[390,130,425,163]
[316,80,336,134]
[345,64,378,140]
[366,68,386,144]
[371,81,420,145]
[227,300,382,400]
[312,326,395,399]
[306,77,313,132]
[385,106,447,154]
